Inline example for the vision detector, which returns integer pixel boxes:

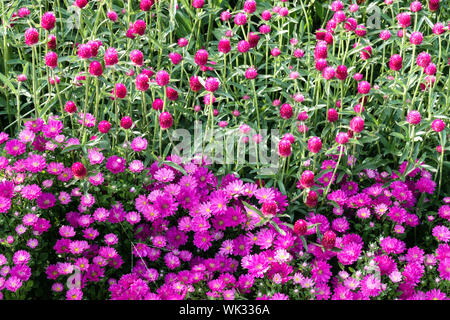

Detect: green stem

[322,146,343,205]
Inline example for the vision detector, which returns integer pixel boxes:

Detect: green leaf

[269,220,286,236]
[0,72,18,95]
[163,161,187,176]
[242,201,265,219]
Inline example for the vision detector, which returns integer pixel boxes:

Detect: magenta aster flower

[36,192,56,209]
[106,155,126,174]
[5,139,26,156]
[154,167,175,183]
[20,184,42,200]
[131,136,147,152]
[25,154,46,173]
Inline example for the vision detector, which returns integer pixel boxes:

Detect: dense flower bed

[0,117,449,300]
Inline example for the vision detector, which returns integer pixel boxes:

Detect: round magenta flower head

[280,104,293,119]
[357,81,371,94]
[431,119,445,132]
[425,63,436,75]
[78,44,92,59]
[18,7,31,18]
[107,10,118,21]
[345,17,357,31]
[218,38,231,54]
[298,111,308,121]
[169,52,182,65]
[306,190,318,208]
[301,170,315,188]
[389,54,403,71]
[336,132,349,144]
[333,10,346,23]
[98,120,111,133]
[130,49,144,66]
[259,24,271,34]
[426,76,436,90]
[87,40,102,57]
[245,67,258,79]
[75,0,88,9]
[314,42,328,59]
[293,49,305,58]
[416,52,431,68]
[410,32,423,45]
[204,77,220,92]
[114,83,127,99]
[190,76,203,92]
[429,0,440,11]
[120,116,133,129]
[204,93,215,105]
[166,86,178,101]
[153,98,164,111]
[271,47,281,57]
[194,49,208,66]
[41,12,56,31]
[140,0,154,11]
[244,0,256,14]
[237,40,250,53]
[322,230,336,249]
[336,65,348,80]
[331,0,344,11]
[294,219,308,235]
[327,108,338,122]
[278,7,289,17]
[89,61,103,77]
[234,13,247,25]
[47,34,56,49]
[159,112,173,129]
[71,162,87,179]
[315,59,327,71]
[380,30,391,40]
[278,139,292,157]
[220,10,231,21]
[261,10,272,20]
[433,23,445,35]
[353,73,363,81]
[17,74,27,82]
[45,51,58,69]
[155,70,170,86]
[248,32,260,48]
[133,19,146,35]
[406,110,421,125]
[262,201,277,217]
[349,4,359,12]
[283,133,295,144]
[355,24,367,37]
[350,116,364,133]
[410,1,422,12]
[192,0,204,9]
[135,73,149,91]
[24,28,39,46]
[178,38,188,47]
[360,46,372,60]
[65,101,77,113]
[323,66,335,80]
[396,12,411,28]
[104,47,118,66]
[308,136,322,153]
